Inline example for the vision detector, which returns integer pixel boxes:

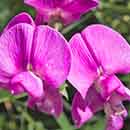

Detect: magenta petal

[120,87,130,100]
[24,0,57,9]
[109,95,128,118]
[30,86,63,117]
[72,92,94,128]
[31,25,71,88]
[24,0,67,9]
[62,0,99,22]
[106,115,124,130]
[0,75,10,84]
[0,24,34,83]
[68,33,98,98]
[24,0,45,8]
[35,13,44,25]
[99,75,121,99]
[72,87,104,128]
[3,12,35,32]
[104,76,130,102]
[82,24,130,74]
[25,0,99,25]
[11,71,43,98]
[116,81,130,101]
[61,0,99,24]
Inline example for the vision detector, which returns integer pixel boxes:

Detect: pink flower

[68,24,130,129]
[24,0,99,25]
[0,12,71,117]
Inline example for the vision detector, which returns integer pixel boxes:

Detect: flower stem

[56,112,74,130]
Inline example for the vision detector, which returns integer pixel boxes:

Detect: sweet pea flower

[0,12,71,117]
[24,0,99,25]
[68,24,130,129]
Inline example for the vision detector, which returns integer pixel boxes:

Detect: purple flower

[0,12,71,117]
[24,0,99,25]
[68,24,130,129]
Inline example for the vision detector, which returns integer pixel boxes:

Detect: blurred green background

[0,0,130,130]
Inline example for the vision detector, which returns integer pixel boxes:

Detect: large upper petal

[58,0,99,24]
[31,25,71,88]
[72,87,104,128]
[63,0,98,12]
[24,0,99,25]
[3,12,35,32]
[24,0,45,9]
[68,33,98,98]
[0,23,34,84]
[82,24,130,74]
[24,0,66,9]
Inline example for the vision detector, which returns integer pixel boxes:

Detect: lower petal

[99,75,121,100]
[106,115,124,130]
[29,85,63,117]
[116,82,130,101]
[11,71,44,98]
[72,92,94,128]
[72,87,104,128]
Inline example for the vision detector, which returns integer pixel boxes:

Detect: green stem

[62,12,93,35]
[56,113,74,130]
